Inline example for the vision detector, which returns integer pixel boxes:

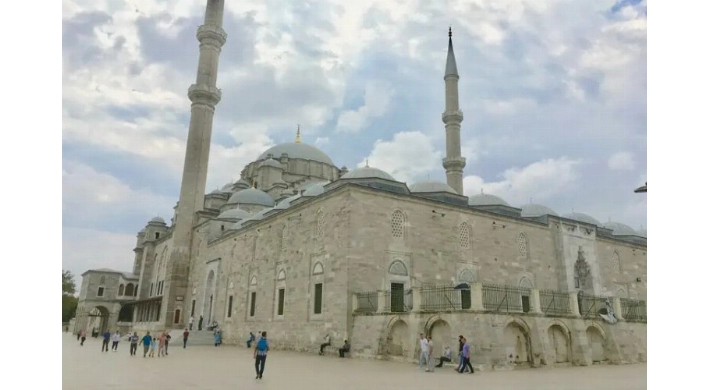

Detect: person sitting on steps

[339,340,350,358]
[319,333,331,355]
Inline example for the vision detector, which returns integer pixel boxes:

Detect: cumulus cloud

[360,131,443,183]
[336,82,395,133]
[63,228,138,279]
[608,151,636,171]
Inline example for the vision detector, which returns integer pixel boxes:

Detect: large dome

[257,142,334,166]
[409,181,456,194]
[226,188,274,207]
[603,222,637,236]
[520,204,558,218]
[468,193,510,207]
[341,166,396,181]
[563,212,601,226]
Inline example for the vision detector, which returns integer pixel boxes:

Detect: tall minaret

[163,0,227,328]
[442,27,466,194]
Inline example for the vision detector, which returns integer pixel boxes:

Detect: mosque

[74,0,647,368]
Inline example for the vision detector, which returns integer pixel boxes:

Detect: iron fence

[482,284,529,313]
[620,298,647,322]
[539,289,572,316]
[420,286,462,311]
[384,289,412,313]
[578,294,608,319]
[355,291,378,313]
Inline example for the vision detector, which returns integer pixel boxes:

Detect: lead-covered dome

[520,203,558,218]
[216,208,251,221]
[226,188,274,207]
[341,166,396,181]
[603,221,637,236]
[409,181,456,194]
[274,194,301,210]
[468,193,510,207]
[302,181,330,197]
[257,142,334,166]
[563,212,601,226]
[149,216,166,224]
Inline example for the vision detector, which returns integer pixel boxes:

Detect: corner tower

[164,0,227,328]
[442,27,466,194]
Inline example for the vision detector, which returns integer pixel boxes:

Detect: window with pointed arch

[391,210,406,239]
[275,269,287,318]
[459,222,471,250]
[612,252,621,273]
[517,233,529,258]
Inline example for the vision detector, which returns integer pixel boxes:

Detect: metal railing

[620,298,647,322]
[384,290,412,313]
[355,291,378,313]
[420,286,462,311]
[539,290,572,316]
[482,284,529,313]
[578,294,608,319]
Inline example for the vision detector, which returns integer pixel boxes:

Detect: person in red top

[183,329,189,348]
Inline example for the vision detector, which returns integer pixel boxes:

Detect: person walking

[455,335,470,372]
[247,332,255,348]
[183,328,189,348]
[129,332,139,356]
[158,332,167,357]
[79,329,86,346]
[149,337,157,357]
[189,316,194,331]
[426,336,435,372]
[101,330,111,352]
[198,315,203,331]
[111,330,121,351]
[418,333,429,371]
[254,331,269,379]
[164,332,171,355]
[319,333,331,355]
[141,332,152,357]
[458,337,474,374]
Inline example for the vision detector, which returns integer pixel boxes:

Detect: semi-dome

[468,193,510,207]
[216,208,251,221]
[563,212,601,226]
[302,181,330,197]
[341,166,396,181]
[257,142,334,166]
[259,158,283,169]
[603,221,637,236]
[149,216,166,224]
[409,181,456,194]
[520,204,558,218]
[274,194,301,210]
[226,188,274,207]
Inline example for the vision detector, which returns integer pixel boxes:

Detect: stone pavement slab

[62,334,647,390]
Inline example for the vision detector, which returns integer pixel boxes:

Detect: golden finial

[295,124,301,144]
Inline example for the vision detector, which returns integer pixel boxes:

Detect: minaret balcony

[188,84,222,106]
[196,25,227,47]
[443,156,466,171]
[442,110,463,123]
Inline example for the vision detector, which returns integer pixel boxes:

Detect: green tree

[62,270,78,322]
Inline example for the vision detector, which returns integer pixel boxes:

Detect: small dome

[149,216,166,224]
[209,188,222,195]
[520,204,558,218]
[220,183,234,192]
[258,142,335,166]
[227,188,274,207]
[563,212,601,226]
[138,228,146,234]
[216,208,251,221]
[259,158,283,169]
[274,194,301,210]
[233,179,250,190]
[341,166,395,181]
[603,221,637,236]
[409,181,456,194]
[302,181,330,197]
[468,193,510,207]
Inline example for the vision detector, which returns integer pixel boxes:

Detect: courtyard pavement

[62,333,646,390]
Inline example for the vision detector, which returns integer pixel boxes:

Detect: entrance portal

[87,306,110,334]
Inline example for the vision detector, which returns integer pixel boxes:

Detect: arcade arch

[503,319,532,366]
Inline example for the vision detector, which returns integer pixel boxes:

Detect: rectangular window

[228,296,233,318]
[150,283,154,296]
[97,287,104,297]
[191,300,196,317]
[391,283,404,313]
[314,283,323,314]
[249,292,256,317]
[277,288,285,316]
[461,290,471,310]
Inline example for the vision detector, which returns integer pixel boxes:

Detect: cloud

[361,131,443,183]
[608,151,636,171]
[463,157,582,206]
[336,82,395,133]
[63,228,138,279]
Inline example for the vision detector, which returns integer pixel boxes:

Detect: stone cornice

[442,110,463,123]
[188,84,221,106]
[196,24,227,47]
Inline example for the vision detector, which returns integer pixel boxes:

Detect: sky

[62,0,647,279]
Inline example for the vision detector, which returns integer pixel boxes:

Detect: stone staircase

[180,329,217,346]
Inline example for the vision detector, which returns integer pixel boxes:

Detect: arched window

[459,269,475,283]
[388,260,408,276]
[173,309,181,324]
[459,222,471,249]
[277,269,286,280]
[118,284,125,296]
[125,283,134,296]
[312,262,324,275]
[391,210,406,239]
[517,233,529,258]
[250,276,257,286]
[519,277,534,290]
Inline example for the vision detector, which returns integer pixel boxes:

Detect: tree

[62,270,78,322]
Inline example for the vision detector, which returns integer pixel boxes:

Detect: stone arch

[547,323,572,363]
[250,275,257,286]
[390,209,407,239]
[312,262,324,275]
[617,288,627,298]
[384,318,410,360]
[117,304,133,322]
[203,270,216,324]
[388,260,408,276]
[459,269,475,283]
[519,276,534,289]
[503,318,532,366]
[87,306,110,333]
[425,316,453,353]
[277,269,286,281]
[586,324,608,363]
[124,283,135,297]
[118,284,125,296]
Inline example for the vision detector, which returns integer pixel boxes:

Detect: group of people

[76,329,180,357]
[317,334,350,357]
[419,334,475,374]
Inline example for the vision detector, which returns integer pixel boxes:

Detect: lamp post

[634,182,647,193]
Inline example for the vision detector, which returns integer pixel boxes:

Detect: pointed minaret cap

[445,27,459,78]
[295,124,302,144]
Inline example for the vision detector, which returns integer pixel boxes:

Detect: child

[149,337,157,357]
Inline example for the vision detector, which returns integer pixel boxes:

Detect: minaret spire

[295,124,302,143]
[442,27,466,194]
[162,0,227,329]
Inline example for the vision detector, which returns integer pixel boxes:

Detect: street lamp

[634,182,647,193]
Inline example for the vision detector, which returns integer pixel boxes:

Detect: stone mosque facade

[75,0,647,369]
